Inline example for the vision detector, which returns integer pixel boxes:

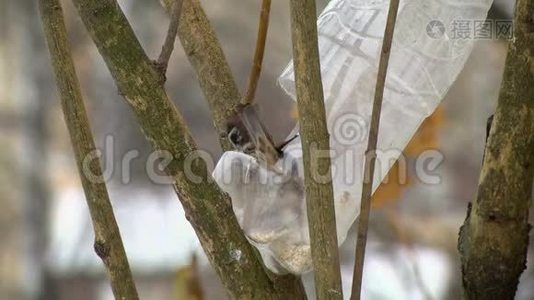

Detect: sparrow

[225,103,297,168]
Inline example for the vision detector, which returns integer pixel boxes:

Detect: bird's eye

[228,127,242,145]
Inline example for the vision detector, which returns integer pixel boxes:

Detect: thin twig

[186,253,204,300]
[39,0,139,298]
[289,0,343,298]
[157,0,184,77]
[350,0,400,299]
[243,0,271,104]
[161,0,242,151]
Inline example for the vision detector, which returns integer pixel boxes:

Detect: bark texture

[39,0,139,298]
[458,0,534,298]
[162,0,241,151]
[289,0,343,298]
[70,0,305,298]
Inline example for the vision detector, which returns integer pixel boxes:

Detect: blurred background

[0,0,531,299]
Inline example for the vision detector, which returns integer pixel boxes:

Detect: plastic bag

[213,0,493,274]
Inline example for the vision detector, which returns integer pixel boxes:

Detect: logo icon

[426,20,446,39]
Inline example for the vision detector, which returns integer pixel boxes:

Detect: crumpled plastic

[213,0,493,274]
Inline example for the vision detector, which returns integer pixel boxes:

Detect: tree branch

[289,0,343,298]
[38,0,138,298]
[243,0,271,105]
[70,0,306,298]
[156,0,184,77]
[161,0,242,151]
[350,0,400,299]
[458,0,534,298]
